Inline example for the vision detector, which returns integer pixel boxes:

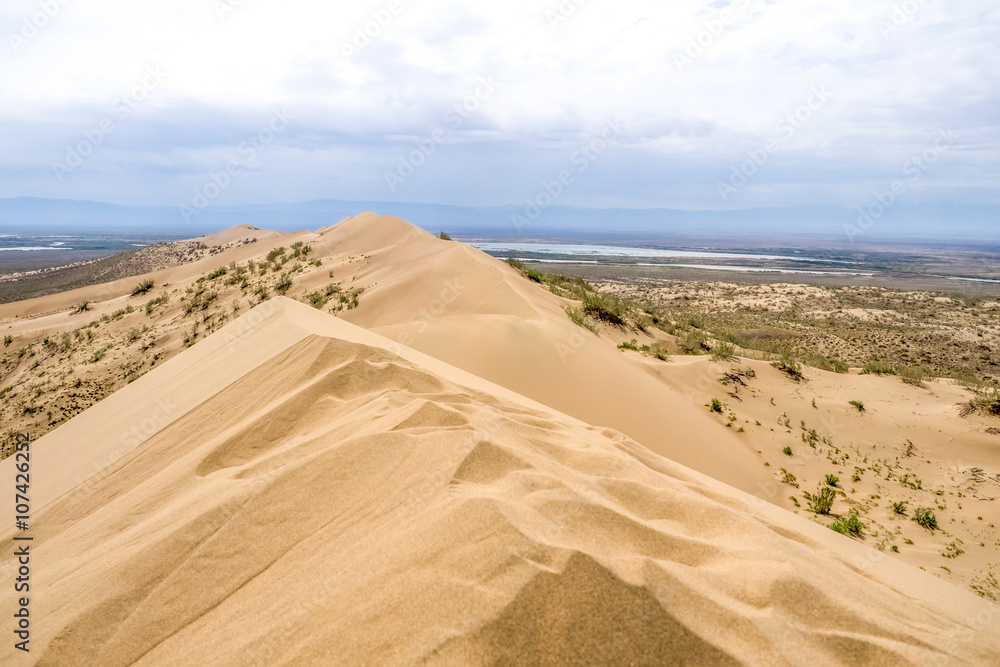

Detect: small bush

[649,343,670,361]
[913,507,938,531]
[73,301,91,314]
[849,400,865,412]
[566,307,596,333]
[3,335,11,347]
[275,273,293,295]
[892,501,908,516]
[808,487,836,515]
[773,353,804,381]
[710,341,736,362]
[783,447,793,456]
[439,231,452,241]
[709,398,724,413]
[618,339,640,352]
[582,292,628,326]
[145,294,169,314]
[207,267,228,280]
[829,513,864,538]
[802,353,849,374]
[899,365,925,386]
[131,280,155,296]
[825,474,840,487]
[681,331,709,355]
[861,361,896,376]
[266,247,286,263]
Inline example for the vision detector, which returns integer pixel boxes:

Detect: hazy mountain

[1,197,996,245]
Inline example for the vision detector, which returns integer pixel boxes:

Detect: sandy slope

[2,297,998,666]
[324,214,770,494]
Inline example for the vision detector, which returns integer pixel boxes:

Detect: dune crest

[3,298,998,665]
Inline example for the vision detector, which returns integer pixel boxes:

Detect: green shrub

[709,398,723,413]
[582,292,628,326]
[898,365,925,386]
[618,339,640,352]
[266,247,286,263]
[861,361,896,375]
[207,267,228,280]
[783,447,793,456]
[849,400,865,412]
[439,231,452,241]
[802,354,849,374]
[566,307,596,333]
[649,343,670,361]
[825,474,840,487]
[808,487,836,515]
[913,507,938,530]
[3,335,11,347]
[131,280,155,296]
[144,294,169,314]
[681,331,709,355]
[829,513,864,537]
[892,501,908,516]
[73,301,91,314]
[710,341,736,361]
[275,273,293,295]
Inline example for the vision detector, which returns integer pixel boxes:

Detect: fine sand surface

[2,297,999,665]
[1,214,999,663]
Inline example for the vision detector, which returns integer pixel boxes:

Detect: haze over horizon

[2,1,998,228]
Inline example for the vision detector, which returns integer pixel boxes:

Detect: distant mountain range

[1,197,997,246]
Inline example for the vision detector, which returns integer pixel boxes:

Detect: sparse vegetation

[861,361,896,376]
[913,507,938,531]
[825,474,840,487]
[131,279,155,296]
[274,273,294,295]
[710,341,736,362]
[709,398,723,414]
[439,231,452,241]
[849,400,865,412]
[892,501,908,516]
[829,512,864,538]
[808,487,837,515]
[73,301,91,314]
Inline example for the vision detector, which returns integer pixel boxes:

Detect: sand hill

[1,213,999,663]
[2,297,999,665]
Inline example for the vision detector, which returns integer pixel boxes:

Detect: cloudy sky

[1,0,997,212]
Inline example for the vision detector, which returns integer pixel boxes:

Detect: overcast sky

[1,0,997,212]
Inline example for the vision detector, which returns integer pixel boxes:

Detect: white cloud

[0,0,996,209]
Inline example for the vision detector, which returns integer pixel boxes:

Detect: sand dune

[3,297,999,665]
[321,214,771,494]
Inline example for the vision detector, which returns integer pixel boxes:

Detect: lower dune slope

[2,299,998,666]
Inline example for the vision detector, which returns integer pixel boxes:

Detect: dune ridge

[3,297,998,665]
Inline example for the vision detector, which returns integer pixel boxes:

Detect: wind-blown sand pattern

[2,297,998,665]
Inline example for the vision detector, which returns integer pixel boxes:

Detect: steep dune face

[326,213,770,495]
[3,298,997,665]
